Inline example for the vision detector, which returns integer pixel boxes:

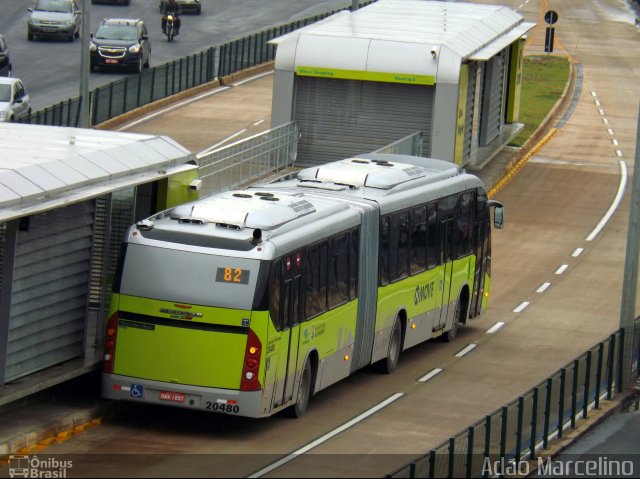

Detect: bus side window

[319,242,328,312]
[306,241,328,318]
[328,233,349,309]
[426,202,437,269]
[349,228,359,300]
[306,245,321,319]
[379,216,390,286]
[410,205,427,275]
[396,211,410,280]
[438,194,459,263]
[269,259,282,330]
[458,191,475,257]
[389,211,410,282]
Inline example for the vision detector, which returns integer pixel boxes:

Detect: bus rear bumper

[102,373,267,418]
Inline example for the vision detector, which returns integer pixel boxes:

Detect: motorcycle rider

[161,0,181,35]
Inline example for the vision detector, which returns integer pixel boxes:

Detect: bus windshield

[118,243,267,310]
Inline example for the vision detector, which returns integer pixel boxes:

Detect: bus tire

[444,298,464,343]
[289,360,311,418]
[379,317,402,374]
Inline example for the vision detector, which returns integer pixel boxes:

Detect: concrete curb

[0,402,112,459]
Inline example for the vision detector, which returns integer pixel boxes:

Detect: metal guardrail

[373,131,423,156]
[196,125,424,198]
[197,122,298,197]
[21,2,379,128]
[386,318,640,478]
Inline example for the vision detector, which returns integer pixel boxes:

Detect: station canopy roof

[271,0,535,78]
[0,123,197,222]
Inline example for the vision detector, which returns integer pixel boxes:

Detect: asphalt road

[1,0,353,111]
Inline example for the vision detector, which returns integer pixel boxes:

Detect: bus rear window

[118,243,266,310]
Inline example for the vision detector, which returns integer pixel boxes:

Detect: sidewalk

[0,372,110,457]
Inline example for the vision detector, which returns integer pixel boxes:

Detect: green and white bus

[102,154,503,418]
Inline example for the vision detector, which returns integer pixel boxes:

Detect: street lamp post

[619,105,640,389]
[79,0,91,128]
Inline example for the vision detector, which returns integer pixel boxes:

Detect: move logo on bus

[414,281,435,305]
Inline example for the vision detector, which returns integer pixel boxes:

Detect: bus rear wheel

[289,360,311,418]
[444,298,464,342]
[379,317,402,374]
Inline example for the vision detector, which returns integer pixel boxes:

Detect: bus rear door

[275,274,303,408]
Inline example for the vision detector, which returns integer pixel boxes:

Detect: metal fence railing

[27,48,217,128]
[373,131,423,156]
[21,2,379,129]
[387,317,640,478]
[196,122,298,197]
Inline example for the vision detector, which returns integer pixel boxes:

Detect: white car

[0,77,31,122]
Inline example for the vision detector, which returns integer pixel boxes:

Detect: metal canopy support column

[0,220,17,385]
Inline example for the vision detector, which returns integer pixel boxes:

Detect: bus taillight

[102,312,119,374]
[240,328,262,391]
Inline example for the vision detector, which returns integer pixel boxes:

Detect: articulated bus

[102,154,504,418]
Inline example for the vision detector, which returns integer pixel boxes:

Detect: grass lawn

[509,55,570,147]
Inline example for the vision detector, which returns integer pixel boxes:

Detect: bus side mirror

[493,206,504,229]
[487,200,504,229]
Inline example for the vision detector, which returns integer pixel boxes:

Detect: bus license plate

[159,391,186,402]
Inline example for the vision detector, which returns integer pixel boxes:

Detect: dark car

[0,35,11,77]
[27,0,82,42]
[89,18,151,73]
[159,0,201,15]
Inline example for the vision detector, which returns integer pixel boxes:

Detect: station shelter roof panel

[271,0,534,79]
[0,123,197,222]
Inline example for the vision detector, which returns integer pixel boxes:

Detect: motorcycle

[162,12,180,42]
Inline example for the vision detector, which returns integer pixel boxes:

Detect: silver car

[0,77,31,122]
[27,0,82,42]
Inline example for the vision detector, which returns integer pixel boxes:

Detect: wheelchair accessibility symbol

[131,384,144,398]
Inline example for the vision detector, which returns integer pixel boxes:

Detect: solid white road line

[116,86,231,131]
[248,393,404,478]
[586,160,627,241]
[232,70,273,86]
[197,129,247,156]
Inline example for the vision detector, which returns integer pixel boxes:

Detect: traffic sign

[544,27,555,53]
[545,10,559,25]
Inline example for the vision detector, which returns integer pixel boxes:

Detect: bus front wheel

[289,360,311,418]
